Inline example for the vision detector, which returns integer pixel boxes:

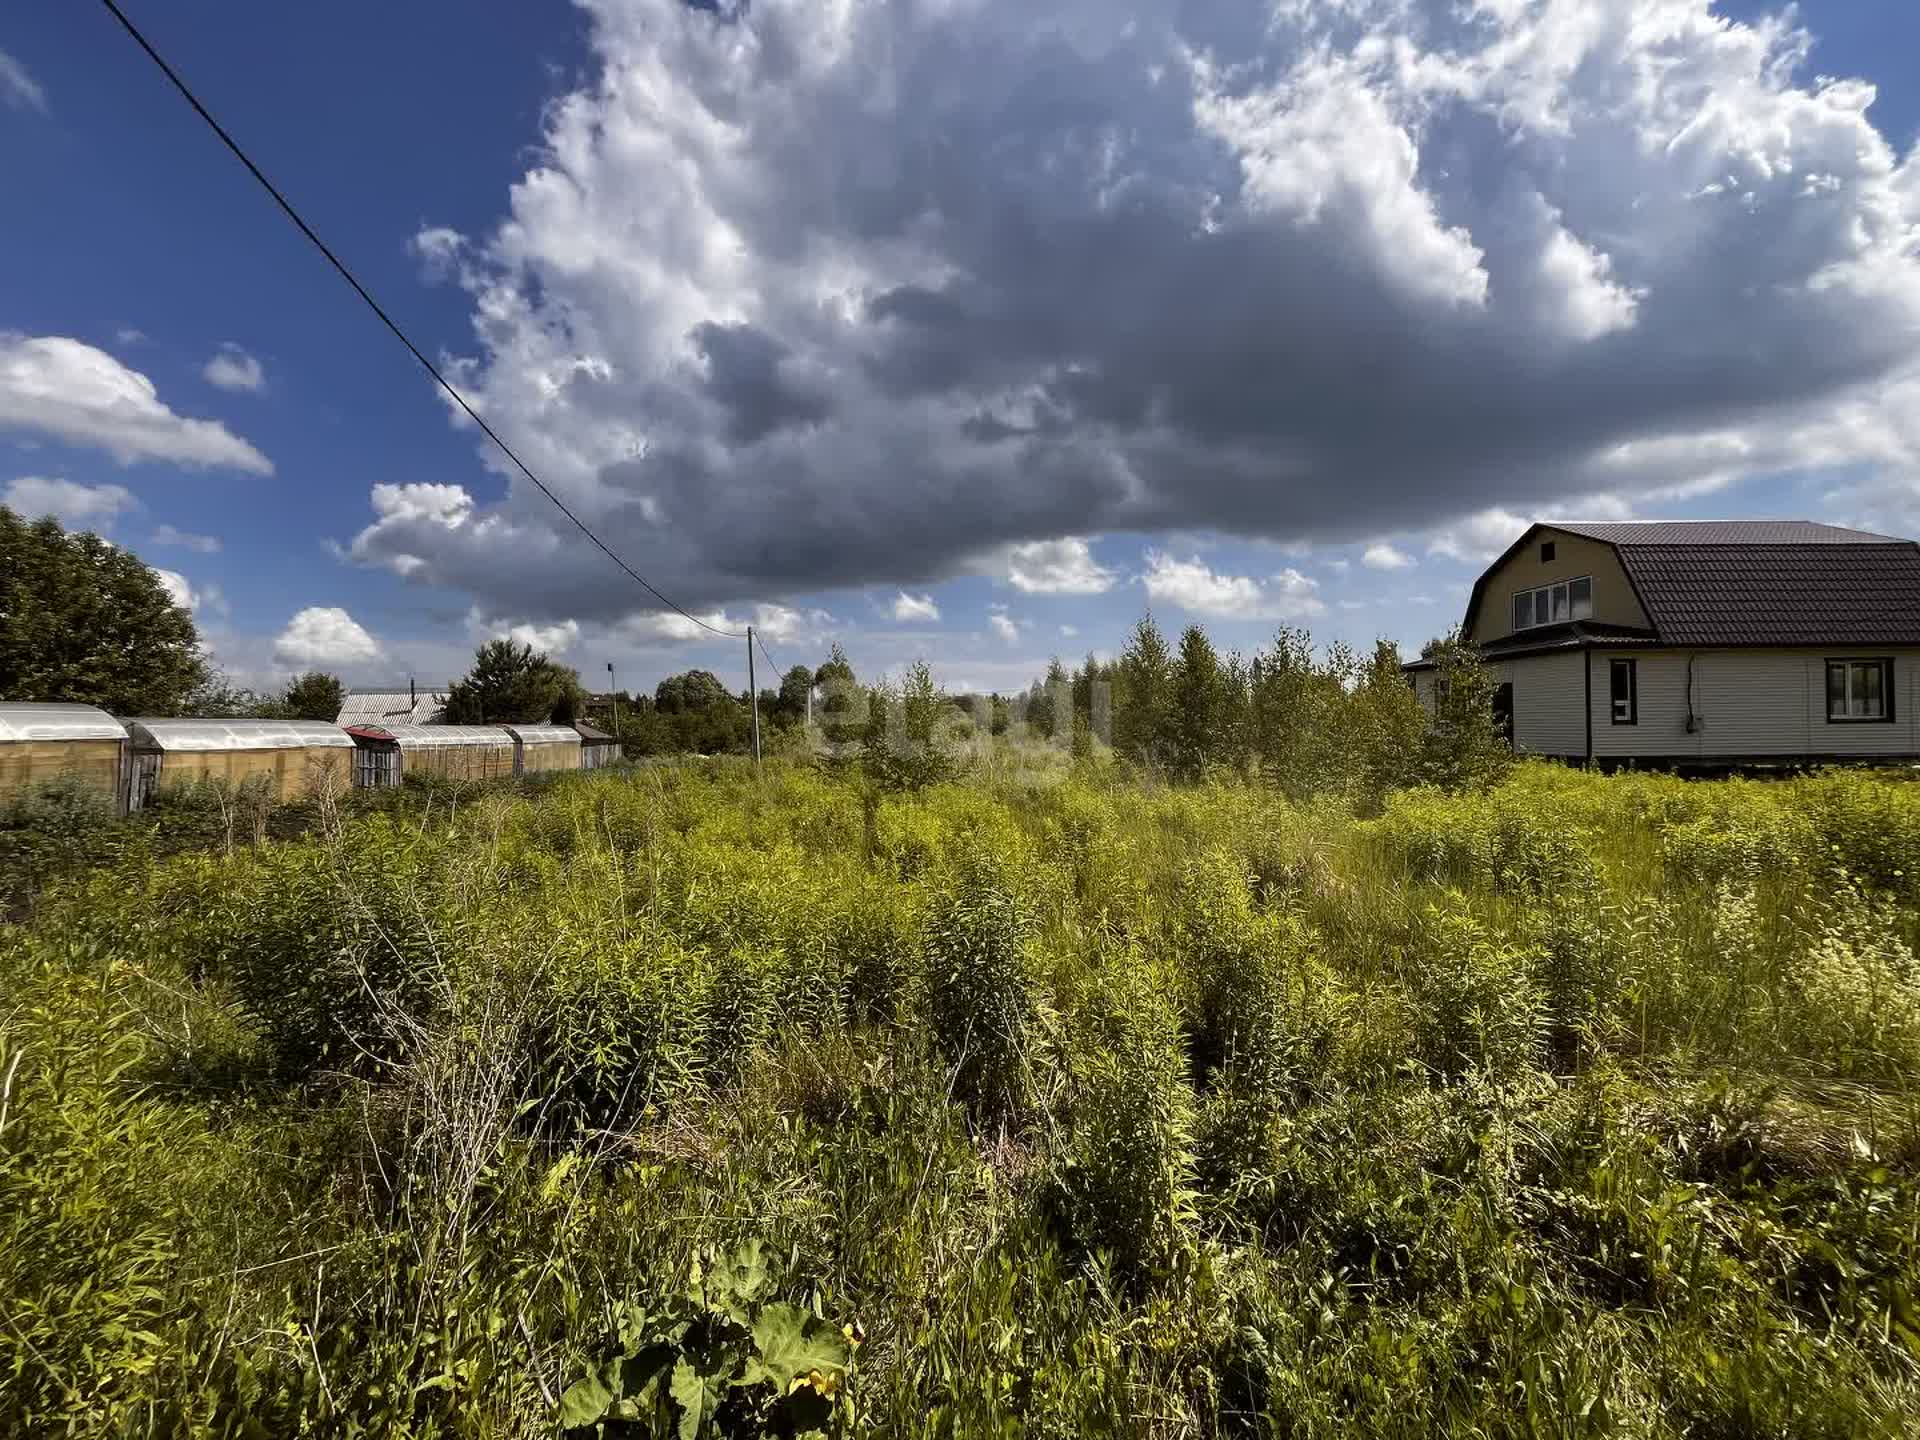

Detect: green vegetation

[444,639,587,725]
[4,752,1918,1436]
[281,670,348,722]
[0,509,207,713]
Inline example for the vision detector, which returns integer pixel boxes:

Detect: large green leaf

[670,1355,726,1440]
[741,1303,850,1392]
[705,1239,771,1323]
[558,1368,614,1430]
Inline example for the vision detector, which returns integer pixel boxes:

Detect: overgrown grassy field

[4,758,1919,1436]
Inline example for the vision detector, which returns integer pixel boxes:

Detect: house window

[1610,659,1637,725]
[1512,576,1593,631]
[1540,541,1556,562]
[1826,659,1895,723]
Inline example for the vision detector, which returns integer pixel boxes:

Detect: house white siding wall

[1498,651,1586,756]
[1588,648,1920,761]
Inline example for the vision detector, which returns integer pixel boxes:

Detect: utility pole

[747,626,762,770]
[607,662,620,747]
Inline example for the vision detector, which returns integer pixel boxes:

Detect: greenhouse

[502,724,582,775]
[342,725,518,786]
[124,719,353,810]
[0,703,130,811]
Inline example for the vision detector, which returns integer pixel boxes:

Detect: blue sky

[4,0,1920,699]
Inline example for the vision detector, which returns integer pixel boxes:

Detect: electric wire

[98,0,747,640]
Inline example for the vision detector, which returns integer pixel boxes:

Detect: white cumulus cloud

[3,476,138,530]
[1005,538,1115,594]
[275,607,383,666]
[203,344,265,394]
[468,607,581,655]
[0,335,271,473]
[151,568,198,613]
[988,613,1022,645]
[1142,551,1326,621]
[150,523,222,554]
[332,0,1920,626]
[892,592,941,623]
[1361,542,1415,571]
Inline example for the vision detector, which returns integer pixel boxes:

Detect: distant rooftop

[336,690,449,727]
[1548,520,1904,546]
[1475,518,1920,648]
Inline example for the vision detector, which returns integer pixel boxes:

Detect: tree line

[5,509,1507,804]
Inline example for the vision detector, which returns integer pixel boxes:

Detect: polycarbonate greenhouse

[501,724,583,775]
[0,702,130,810]
[125,719,353,809]
[343,725,519,786]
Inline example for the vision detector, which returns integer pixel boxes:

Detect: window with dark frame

[1826,659,1895,723]
[1540,541,1555,561]
[1610,659,1637,725]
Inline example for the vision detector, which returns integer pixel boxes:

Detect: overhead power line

[753,630,789,684]
[97,0,746,641]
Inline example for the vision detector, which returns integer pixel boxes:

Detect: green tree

[774,665,815,727]
[1248,627,1352,801]
[442,640,579,725]
[281,671,345,722]
[1349,639,1429,815]
[864,659,953,790]
[1167,625,1226,781]
[814,643,862,748]
[1421,635,1512,793]
[655,670,732,714]
[180,670,281,719]
[1028,658,1070,742]
[1112,614,1175,768]
[0,509,208,714]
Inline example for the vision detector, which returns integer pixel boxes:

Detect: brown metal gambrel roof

[1459,520,1920,650]
[1548,520,1901,546]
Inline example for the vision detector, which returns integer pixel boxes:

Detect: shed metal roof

[573,721,617,743]
[336,691,449,726]
[347,724,515,749]
[127,719,353,752]
[502,724,581,745]
[0,702,128,743]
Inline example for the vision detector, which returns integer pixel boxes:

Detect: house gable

[1466,526,1651,644]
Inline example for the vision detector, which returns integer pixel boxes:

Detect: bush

[1398,896,1545,1081]
[922,848,1040,1123]
[1053,955,1196,1284]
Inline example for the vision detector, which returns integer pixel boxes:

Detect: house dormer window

[1511,576,1592,631]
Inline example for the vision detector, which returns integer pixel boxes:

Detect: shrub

[1053,954,1196,1283]
[1398,896,1545,1081]
[922,848,1039,1123]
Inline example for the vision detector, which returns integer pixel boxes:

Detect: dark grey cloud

[351,0,1920,621]
[691,321,832,443]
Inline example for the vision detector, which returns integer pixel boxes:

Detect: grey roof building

[1408,519,1920,766]
[335,690,450,727]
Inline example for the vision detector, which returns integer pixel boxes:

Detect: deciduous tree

[0,510,208,714]
[281,671,345,722]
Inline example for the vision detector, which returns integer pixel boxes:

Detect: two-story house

[1405,520,1920,766]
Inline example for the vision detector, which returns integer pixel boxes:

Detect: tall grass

[2,758,1918,1435]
